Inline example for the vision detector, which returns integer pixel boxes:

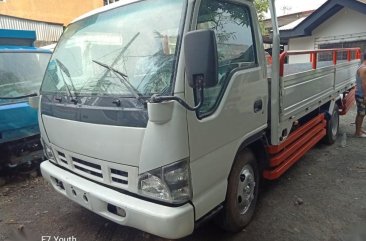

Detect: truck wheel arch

[235,132,269,177]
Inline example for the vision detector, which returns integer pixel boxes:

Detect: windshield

[41,0,185,98]
[0,52,51,104]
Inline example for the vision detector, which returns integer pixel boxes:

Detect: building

[280,0,366,63]
[0,0,104,46]
[262,10,314,54]
[0,0,103,26]
[104,0,120,5]
[263,10,314,35]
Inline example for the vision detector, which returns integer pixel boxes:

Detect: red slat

[340,88,356,116]
[263,129,326,180]
[269,120,326,167]
[267,114,325,154]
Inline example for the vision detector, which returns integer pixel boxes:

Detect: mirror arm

[150,76,204,112]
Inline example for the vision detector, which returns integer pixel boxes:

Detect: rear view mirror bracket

[149,29,218,112]
[150,76,204,111]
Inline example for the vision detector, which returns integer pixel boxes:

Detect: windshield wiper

[0,93,38,100]
[55,58,78,104]
[99,32,140,82]
[92,59,144,104]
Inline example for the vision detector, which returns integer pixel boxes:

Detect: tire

[219,149,260,232]
[323,103,339,145]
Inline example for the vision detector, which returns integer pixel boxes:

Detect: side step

[339,87,355,116]
[263,114,326,180]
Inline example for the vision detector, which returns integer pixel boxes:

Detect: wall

[288,36,315,63]
[0,0,104,25]
[288,8,366,63]
[264,10,314,32]
[312,8,366,38]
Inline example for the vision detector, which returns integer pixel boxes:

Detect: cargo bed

[268,48,360,144]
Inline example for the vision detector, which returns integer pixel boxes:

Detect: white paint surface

[288,36,315,63]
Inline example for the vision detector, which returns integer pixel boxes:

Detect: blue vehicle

[0,29,51,177]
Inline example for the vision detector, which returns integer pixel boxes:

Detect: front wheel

[219,150,259,232]
[323,103,339,145]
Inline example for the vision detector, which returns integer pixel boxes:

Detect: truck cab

[39,0,359,238]
[0,29,51,172]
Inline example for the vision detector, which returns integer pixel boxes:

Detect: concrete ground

[1,107,366,241]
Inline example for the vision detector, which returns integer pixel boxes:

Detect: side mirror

[184,29,218,88]
[150,30,218,111]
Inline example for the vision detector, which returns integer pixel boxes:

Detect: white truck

[38,0,360,238]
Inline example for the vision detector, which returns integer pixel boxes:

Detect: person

[355,51,366,137]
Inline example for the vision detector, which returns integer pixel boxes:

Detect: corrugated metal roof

[0,15,63,42]
[279,17,306,31]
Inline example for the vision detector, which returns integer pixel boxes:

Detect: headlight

[42,139,56,163]
[138,159,192,204]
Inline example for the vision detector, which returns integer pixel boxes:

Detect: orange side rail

[279,48,361,77]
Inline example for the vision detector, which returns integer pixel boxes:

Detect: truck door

[187,0,268,219]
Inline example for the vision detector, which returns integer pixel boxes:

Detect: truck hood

[0,102,39,143]
[42,114,145,167]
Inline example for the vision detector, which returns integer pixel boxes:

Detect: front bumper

[41,161,195,239]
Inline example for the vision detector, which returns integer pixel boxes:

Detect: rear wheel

[323,103,339,145]
[219,150,259,232]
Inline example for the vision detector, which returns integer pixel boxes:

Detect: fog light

[116,207,126,217]
[107,204,126,217]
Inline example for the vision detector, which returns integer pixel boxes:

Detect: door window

[196,0,257,117]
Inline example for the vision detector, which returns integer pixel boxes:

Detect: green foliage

[199,1,251,27]
[254,0,270,35]
[254,0,269,20]
[198,1,251,44]
[199,0,269,36]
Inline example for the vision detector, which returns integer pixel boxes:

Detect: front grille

[110,168,128,185]
[72,157,103,178]
[57,152,68,165]
[53,147,134,190]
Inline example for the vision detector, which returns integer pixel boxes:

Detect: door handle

[254,99,263,113]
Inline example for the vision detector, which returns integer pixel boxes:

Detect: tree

[254,0,270,35]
